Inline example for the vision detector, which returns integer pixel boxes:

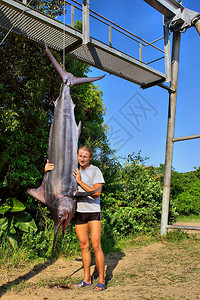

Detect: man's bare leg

[75,223,91,284]
[89,220,105,290]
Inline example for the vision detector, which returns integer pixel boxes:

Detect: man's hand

[73,168,103,198]
[73,168,81,184]
[44,159,55,172]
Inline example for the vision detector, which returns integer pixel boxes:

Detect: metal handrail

[65,0,164,54]
[19,0,165,64]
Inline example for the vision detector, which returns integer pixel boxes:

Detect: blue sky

[67,0,200,172]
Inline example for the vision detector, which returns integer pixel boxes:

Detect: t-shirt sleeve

[92,167,105,185]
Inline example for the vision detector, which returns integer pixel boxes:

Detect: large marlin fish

[28,44,105,260]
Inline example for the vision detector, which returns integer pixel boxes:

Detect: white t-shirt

[76,164,105,213]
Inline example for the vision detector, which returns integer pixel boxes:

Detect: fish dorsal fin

[78,121,81,139]
[53,99,58,107]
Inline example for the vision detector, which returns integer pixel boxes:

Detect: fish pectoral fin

[74,186,102,198]
[27,188,46,204]
[27,174,47,204]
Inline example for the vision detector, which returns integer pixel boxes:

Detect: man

[45,145,106,291]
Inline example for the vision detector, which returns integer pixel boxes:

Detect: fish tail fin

[71,74,106,86]
[45,43,70,84]
[45,44,105,86]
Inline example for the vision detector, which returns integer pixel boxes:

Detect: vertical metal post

[71,5,74,28]
[109,25,112,47]
[139,43,142,61]
[193,18,200,35]
[163,17,171,82]
[82,0,90,44]
[160,30,181,236]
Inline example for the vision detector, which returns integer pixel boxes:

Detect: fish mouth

[61,218,68,237]
[58,213,73,237]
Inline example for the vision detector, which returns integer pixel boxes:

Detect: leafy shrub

[21,219,80,259]
[174,181,200,215]
[106,207,144,236]
[0,198,37,247]
[101,154,165,237]
[171,169,200,215]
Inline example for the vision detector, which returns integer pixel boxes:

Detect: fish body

[45,82,80,237]
[28,45,105,260]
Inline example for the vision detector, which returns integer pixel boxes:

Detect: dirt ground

[0,222,200,300]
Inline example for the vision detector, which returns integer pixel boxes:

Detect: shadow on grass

[91,251,125,285]
[0,261,51,297]
[0,251,125,294]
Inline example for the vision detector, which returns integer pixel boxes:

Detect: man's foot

[93,282,107,291]
[73,280,93,288]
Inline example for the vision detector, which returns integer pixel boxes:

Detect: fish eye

[58,214,63,221]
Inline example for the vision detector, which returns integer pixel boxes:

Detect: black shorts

[75,211,101,225]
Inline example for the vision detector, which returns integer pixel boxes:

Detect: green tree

[0,36,109,225]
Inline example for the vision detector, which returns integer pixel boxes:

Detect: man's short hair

[78,145,93,158]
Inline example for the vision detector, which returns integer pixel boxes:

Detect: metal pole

[71,5,75,28]
[82,0,90,44]
[139,43,142,61]
[160,30,181,236]
[193,18,200,36]
[109,25,112,47]
[163,17,171,82]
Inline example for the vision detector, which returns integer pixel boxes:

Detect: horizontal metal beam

[172,134,200,142]
[167,225,200,231]
[144,0,183,18]
[157,82,174,92]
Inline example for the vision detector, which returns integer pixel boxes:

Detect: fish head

[57,197,76,236]
[50,196,75,263]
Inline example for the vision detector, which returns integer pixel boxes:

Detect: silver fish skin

[45,82,80,235]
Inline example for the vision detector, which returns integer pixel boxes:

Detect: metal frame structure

[144,0,200,235]
[0,0,200,235]
[0,0,166,88]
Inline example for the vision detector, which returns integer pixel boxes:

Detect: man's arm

[73,168,103,198]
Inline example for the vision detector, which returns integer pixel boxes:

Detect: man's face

[78,149,92,169]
